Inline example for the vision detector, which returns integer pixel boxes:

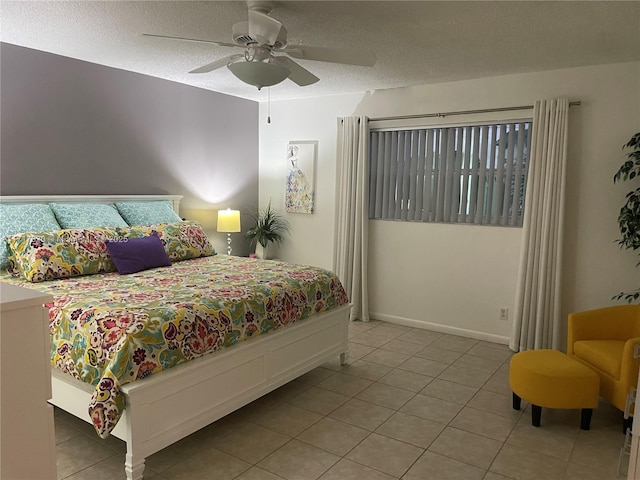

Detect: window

[368,122,532,226]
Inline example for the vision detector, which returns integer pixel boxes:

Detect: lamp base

[227,233,232,256]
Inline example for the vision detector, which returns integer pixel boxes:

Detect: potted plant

[613,132,640,303]
[244,201,291,259]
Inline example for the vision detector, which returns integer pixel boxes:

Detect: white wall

[258,94,363,270]
[259,61,640,343]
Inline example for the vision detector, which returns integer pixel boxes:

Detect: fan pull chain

[267,87,271,124]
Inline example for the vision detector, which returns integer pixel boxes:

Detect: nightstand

[0,283,56,480]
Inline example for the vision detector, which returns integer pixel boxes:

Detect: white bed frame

[0,195,350,480]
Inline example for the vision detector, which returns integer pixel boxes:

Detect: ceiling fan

[142,1,376,90]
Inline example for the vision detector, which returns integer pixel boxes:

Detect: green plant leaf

[615,132,640,304]
[243,201,291,249]
[612,289,640,304]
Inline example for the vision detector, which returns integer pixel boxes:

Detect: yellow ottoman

[509,349,600,430]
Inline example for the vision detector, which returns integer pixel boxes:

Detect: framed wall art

[285,140,317,214]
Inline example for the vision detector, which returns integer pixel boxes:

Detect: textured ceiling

[1,1,639,102]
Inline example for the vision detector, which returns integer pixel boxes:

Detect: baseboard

[370,312,511,346]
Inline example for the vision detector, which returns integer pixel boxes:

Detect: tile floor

[54,320,629,480]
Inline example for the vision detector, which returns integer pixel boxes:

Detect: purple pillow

[106,234,171,274]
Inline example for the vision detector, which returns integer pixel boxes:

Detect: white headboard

[0,195,183,214]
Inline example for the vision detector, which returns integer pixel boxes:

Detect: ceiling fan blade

[272,57,319,87]
[283,45,376,67]
[142,33,238,48]
[248,10,282,45]
[189,54,243,74]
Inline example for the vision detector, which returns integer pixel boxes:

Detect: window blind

[369,122,532,226]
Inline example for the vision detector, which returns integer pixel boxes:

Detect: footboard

[51,304,350,480]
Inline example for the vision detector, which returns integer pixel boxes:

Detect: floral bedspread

[0,255,348,437]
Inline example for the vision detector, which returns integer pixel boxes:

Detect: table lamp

[217,208,241,255]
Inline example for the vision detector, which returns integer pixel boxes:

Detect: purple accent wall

[1,42,259,255]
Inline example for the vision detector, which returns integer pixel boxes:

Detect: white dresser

[0,283,56,480]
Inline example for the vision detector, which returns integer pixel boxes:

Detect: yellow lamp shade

[217,209,241,233]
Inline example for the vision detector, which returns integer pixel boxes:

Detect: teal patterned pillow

[49,203,128,229]
[115,201,182,226]
[0,203,61,269]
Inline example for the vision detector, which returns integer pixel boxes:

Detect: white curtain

[510,98,569,352]
[334,116,370,322]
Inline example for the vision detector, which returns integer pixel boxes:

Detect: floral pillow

[120,221,215,261]
[7,227,120,282]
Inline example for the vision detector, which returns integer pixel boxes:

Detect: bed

[0,194,350,480]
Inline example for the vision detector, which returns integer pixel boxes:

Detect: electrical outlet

[499,307,509,321]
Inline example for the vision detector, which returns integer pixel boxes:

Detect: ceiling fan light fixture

[227,61,290,89]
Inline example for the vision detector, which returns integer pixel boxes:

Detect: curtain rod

[369,101,581,122]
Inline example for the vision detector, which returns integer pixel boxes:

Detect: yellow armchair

[567,305,640,425]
